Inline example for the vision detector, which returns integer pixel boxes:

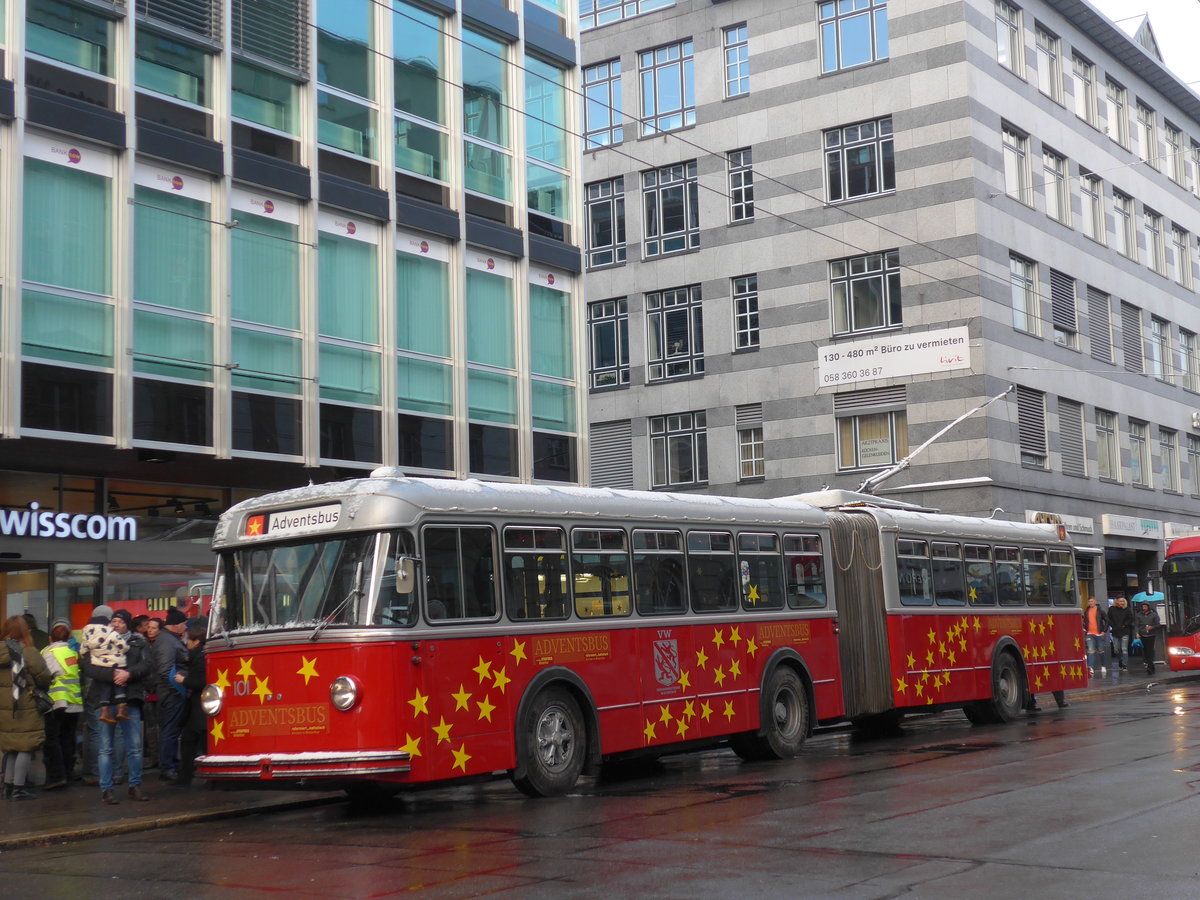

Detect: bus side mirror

[395,557,416,594]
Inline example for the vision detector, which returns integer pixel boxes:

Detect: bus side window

[964,544,996,606]
[571,528,631,617]
[932,542,965,606]
[1049,550,1076,606]
[1022,547,1050,606]
[422,526,497,621]
[688,531,737,613]
[896,539,933,606]
[995,546,1023,607]
[738,533,784,611]
[784,534,827,608]
[632,530,687,616]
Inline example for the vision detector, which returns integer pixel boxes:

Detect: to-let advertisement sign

[818,326,971,387]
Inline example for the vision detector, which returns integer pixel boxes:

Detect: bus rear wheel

[730,667,809,761]
[964,652,1025,724]
[512,686,586,798]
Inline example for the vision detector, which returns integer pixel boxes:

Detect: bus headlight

[330,676,360,711]
[201,684,224,716]
[1169,646,1195,657]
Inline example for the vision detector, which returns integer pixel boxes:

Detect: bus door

[826,512,890,718]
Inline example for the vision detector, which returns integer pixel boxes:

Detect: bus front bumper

[197,750,412,780]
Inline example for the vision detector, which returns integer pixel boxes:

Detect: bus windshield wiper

[309,559,364,642]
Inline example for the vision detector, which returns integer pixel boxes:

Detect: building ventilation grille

[231,0,308,72]
[137,0,223,43]
[589,420,634,489]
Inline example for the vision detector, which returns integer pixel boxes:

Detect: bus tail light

[330,675,361,711]
[201,684,224,716]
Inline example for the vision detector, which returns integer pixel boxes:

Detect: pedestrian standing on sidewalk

[1084,597,1110,675]
[174,626,208,787]
[1109,596,1134,672]
[154,608,189,782]
[82,609,155,805]
[1,615,51,801]
[1135,601,1162,675]
[139,616,162,770]
[40,621,82,790]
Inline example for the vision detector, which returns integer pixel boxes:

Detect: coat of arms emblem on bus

[654,639,680,688]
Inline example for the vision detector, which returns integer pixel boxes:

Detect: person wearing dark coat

[1135,602,1162,675]
[1108,596,1135,671]
[2,616,52,801]
[154,607,190,781]
[81,608,156,804]
[175,627,208,787]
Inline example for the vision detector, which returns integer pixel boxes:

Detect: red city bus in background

[197,472,1086,797]
[1162,536,1200,670]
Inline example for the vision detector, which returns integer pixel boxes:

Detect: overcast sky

[1090,0,1200,90]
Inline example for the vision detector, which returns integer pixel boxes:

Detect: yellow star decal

[746,637,759,658]
[1034,673,1043,690]
[695,648,709,669]
[973,617,982,631]
[433,716,453,744]
[1074,636,1081,650]
[476,695,496,722]
[925,649,935,666]
[675,717,689,737]
[296,657,319,685]
[959,637,967,651]
[252,676,272,704]
[1048,640,1055,654]
[492,666,511,694]
[236,657,256,679]
[214,668,231,690]
[678,670,691,691]
[473,656,492,683]
[746,585,760,605]
[408,688,429,717]
[729,659,742,679]
[906,652,916,670]
[947,650,957,666]
[400,733,421,758]
[713,666,727,687]
[1038,621,1047,636]
[451,684,471,711]
[451,744,471,772]
[932,674,942,689]
[659,705,673,724]
[712,629,726,649]
[701,700,713,722]
[969,586,977,602]
[729,625,742,646]
[896,676,908,694]
[938,641,947,657]
[920,671,930,683]
[915,681,925,697]
[927,695,934,705]
[510,639,527,664]
[927,628,937,644]
[722,700,736,721]
[210,720,224,746]
[644,719,658,742]
[683,699,696,719]
[943,669,952,686]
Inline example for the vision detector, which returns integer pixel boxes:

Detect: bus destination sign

[244,505,341,540]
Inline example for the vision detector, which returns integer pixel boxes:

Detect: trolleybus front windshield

[1164,557,1200,636]
[225,533,377,631]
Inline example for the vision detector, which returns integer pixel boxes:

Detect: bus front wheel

[512,686,586,798]
[964,652,1025,724]
[730,666,809,761]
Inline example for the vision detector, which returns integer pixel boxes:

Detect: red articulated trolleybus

[1162,536,1200,670]
[196,471,1088,797]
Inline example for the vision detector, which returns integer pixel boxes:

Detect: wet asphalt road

[5,680,1200,899]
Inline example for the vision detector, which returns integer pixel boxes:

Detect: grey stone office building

[579,0,1200,596]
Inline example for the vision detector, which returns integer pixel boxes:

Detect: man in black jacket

[81,608,155,804]
[1109,596,1134,671]
[154,608,190,781]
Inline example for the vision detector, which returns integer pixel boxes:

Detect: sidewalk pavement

[3,666,1196,850]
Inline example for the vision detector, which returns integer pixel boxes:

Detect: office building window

[825,117,894,202]
[837,407,907,470]
[1166,123,1186,183]
[1043,149,1069,225]
[733,274,759,350]
[1180,330,1200,393]
[1148,316,1169,381]
[724,24,749,97]
[586,178,626,268]
[1120,301,1143,374]
[646,284,703,381]
[643,161,699,257]
[1002,124,1032,205]
[1059,399,1086,477]
[1080,171,1104,243]
[1160,428,1180,492]
[1048,269,1077,349]
[393,2,448,183]
[1136,102,1158,169]
[1087,286,1113,364]
[1016,386,1047,468]
[650,411,707,488]
[819,0,888,73]
[525,55,570,238]
[530,276,578,484]
[831,250,901,336]
[739,426,764,480]
[588,298,629,389]
[1096,410,1120,481]
[1105,79,1128,148]
[1009,254,1038,335]
[995,1,1022,74]
[1034,26,1062,102]
[233,60,300,135]
[1072,54,1097,126]
[1113,191,1135,259]
[1144,209,1166,275]
[27,0,116,76]
[728,148,754,222]
[1129,420,1150,487]
[316,0,376,161]
[463,28,512,202]
[136,26,214,107]
[639,40,694,136]
[1172,226,1194,289]
[1189,434,1200,496]
[580,0,673,31]
[583,59,622,148]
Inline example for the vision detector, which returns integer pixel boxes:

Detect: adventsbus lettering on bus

[196,472,1086,798]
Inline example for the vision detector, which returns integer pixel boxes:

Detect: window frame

[723,23,749,98]
[638,39,695,136]
[646,284,703,381]
[732,273,759,350]
[825,116,895,203]
[650,411,708,489]
[642,161,699,258]
[585,177,626,269]
[819,0,889,74]
[727,148,754,223]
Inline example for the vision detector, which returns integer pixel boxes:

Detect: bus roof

[1167,535,1200,557]
[214,471,833,549]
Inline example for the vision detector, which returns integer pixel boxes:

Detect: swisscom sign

[0,503,137,541]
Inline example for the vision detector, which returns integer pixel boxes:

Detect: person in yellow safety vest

[41,621,83,791]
